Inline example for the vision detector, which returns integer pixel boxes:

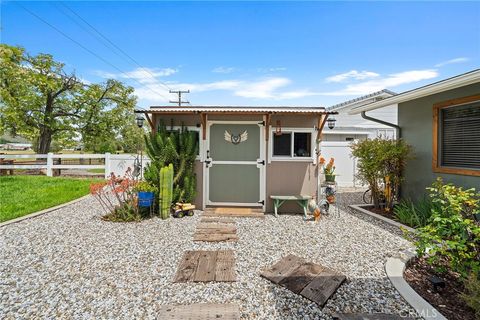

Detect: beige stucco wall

[153,113,320,212]
[265,162,318,213]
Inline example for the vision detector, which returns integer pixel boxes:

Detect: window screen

[294,132,311,157]
[440,101,480,169]
[273,133,291,156]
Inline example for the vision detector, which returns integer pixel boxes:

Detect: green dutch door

[208,123,261,204]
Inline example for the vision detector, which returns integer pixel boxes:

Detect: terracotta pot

[326,195,335,204]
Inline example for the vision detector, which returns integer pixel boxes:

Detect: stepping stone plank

[158,303,240,320]
[193,233,238,242]
[174,250,236,283]
[200,217,235,224]
[194,251,217,282]
[173,251,201,283]
[261,254,346,307]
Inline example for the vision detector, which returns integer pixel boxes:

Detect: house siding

[398,82,480,200]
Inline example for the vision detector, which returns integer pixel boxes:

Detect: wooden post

[200,113,208,140]
[265,113,271,141]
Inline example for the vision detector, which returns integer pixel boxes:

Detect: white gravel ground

[0,194,418,319]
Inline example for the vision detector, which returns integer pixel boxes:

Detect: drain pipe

[361,111,401,138]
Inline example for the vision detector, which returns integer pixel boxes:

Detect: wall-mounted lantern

[327,116,337,130]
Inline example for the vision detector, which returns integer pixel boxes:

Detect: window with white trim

[271,130,313,159]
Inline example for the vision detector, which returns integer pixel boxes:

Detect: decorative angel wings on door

[224,130,248,145]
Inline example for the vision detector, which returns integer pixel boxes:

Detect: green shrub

[462,273,480,318]
[414,178,480,277]
[394,197,438,228]
[102,203,141,222]
[350,138,411,210]
[133,181,156,193]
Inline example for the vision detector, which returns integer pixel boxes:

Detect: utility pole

[169,90,190,106]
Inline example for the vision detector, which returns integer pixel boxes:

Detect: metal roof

[328,89,397,111]
[141,105,334,114]
[349,69,480,115]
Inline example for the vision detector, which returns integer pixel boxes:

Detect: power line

[16,2,171,102]
[58,2,173,92]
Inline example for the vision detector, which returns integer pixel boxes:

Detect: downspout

[361,111,401,138]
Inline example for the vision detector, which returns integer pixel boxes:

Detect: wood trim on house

[432,94,480,177]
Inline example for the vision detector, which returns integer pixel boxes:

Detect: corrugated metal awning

[139,105,335,114]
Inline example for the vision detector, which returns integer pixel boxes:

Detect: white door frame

[203,120,266,210]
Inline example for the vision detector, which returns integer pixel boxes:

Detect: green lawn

[0,175,103,223]
[87,168,105,174]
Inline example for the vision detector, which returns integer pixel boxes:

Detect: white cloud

[131,76,318,104]
[322,69,439,96]
[434,57,469,67]
[257,67,287,73]
[94,67,178,84]
[212,66,236,74]
[326,70,380,83]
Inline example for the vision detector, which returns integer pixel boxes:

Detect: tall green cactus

[159,164,174,219]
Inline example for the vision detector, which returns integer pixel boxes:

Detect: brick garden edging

[0,194,91,228]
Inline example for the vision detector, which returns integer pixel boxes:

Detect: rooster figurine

[308,198,330,223]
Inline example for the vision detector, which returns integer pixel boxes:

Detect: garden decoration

[308,198,329,223]
[325,186,336,204]
[159,164,174,219]
[320,157,336,182]
[172,202,196,218]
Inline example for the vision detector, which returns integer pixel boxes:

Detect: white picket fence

[0,153,150,179]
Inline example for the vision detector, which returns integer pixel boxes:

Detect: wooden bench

[270,195,312,219]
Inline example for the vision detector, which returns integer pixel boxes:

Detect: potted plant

[325,186,336,204]
[320,157,336,182]
[134,181,156,208]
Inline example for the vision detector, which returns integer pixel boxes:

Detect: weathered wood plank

[196,223,236,229]
[193,251,218,282]
[193,233,238,242]
[333,313,416,320]
[215,250,236,282]
[200,217,235,224]
[195,226,237,234]
[299,271,346,306]
[158,303,240,320]
[260,254,306,284]
[173,251,201,283]
[279,262,325,293]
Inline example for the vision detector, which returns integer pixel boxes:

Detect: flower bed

[404,257,475,320]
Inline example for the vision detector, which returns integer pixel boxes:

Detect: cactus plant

[159,164,174,219]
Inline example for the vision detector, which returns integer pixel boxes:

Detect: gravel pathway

[0,193,417,319]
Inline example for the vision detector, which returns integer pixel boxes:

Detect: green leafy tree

[144,122,198,203]
[350,138,411,210]
[0,44,137,153]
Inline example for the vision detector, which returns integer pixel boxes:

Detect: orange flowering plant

[90,167,141,221]
[320,157,335,175]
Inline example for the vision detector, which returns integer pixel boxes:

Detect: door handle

[257,160,265,165]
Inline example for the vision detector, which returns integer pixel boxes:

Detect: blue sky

[2,1,479,108]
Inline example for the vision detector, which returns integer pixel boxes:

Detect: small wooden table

[270,195,312,219]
